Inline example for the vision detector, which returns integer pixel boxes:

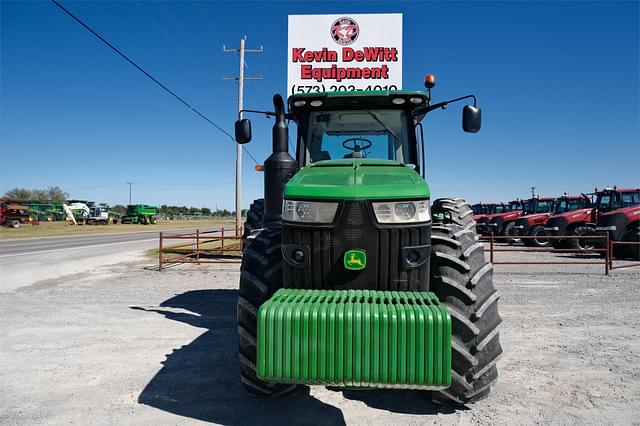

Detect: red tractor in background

[0,199,31,228]
[474,203,507,234]
[478,199,523,237]
[472,202,504,220]
[514,195,592,247]
[513,197,557,247]
[545,187,640,250]
[595,191,640,259]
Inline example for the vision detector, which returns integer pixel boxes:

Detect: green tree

[31,189,48,201]
[46,186,69,202]
[112,205,127,215]
[4,188,32,200]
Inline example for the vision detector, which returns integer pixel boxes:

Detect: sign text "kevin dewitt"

[291,47,399,63]
[292,47,399,83]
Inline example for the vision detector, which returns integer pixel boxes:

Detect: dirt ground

[1,251,639,425]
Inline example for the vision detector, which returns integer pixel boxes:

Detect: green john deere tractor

[235,75,501,404]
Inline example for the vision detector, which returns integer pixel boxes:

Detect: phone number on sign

[291,84,399,94]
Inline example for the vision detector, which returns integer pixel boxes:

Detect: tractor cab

[288,91,432,172]
[553,195,592,214]
[522,197,555,215]
[593,188,640,215]
[472,204,490,215]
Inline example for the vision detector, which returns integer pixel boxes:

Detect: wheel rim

[576,236,594,250]
[532,228,550,246]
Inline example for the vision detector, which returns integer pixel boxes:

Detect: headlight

[282,200,338,224]
[372,200,430,224]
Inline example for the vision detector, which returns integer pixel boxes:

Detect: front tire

[501,221,517,243]
[237,228,296,396]
[430,199,502,404]
[567,226,595,250]
[523,225,550,247]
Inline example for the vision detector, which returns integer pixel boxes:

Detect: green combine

[120,204,158,224]
[235,76,501,404]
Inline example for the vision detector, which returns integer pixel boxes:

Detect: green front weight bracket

[257,289,452,389]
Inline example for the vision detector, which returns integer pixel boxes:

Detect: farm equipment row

[472,187,640,259]
[0,198,159,228]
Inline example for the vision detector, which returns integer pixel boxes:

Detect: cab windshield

[524,199,553,214]
[555,198,585,213]
[305,109,410,164]
[596,190,640,212]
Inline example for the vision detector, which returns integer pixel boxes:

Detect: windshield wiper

[366,110,400,142]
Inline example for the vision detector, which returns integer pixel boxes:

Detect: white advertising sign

[287,13,402,95]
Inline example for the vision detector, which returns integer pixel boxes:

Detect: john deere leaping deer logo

[344,249,367,270]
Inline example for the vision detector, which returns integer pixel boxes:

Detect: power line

[49,0,259,165]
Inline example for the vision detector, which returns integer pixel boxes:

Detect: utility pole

[530,186,536,198]
[127,182,133,205]
[223,36,263,236]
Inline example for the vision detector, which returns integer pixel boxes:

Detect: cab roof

[288,90,430,114]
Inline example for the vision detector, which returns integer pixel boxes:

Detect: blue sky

[1,1,638,209]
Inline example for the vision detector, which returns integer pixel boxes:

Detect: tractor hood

[548,208,593,223]
[599,206,640,220]
[521,212,553,224]
[486,210,522,222]
[284,159,430,200]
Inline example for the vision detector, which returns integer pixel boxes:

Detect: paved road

[0,228,218,257]
[0,228,218,292]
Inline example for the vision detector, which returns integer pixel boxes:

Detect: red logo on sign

[331,17,359,46]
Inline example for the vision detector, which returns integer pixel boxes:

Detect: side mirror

[462,105,481,133]
[235,119,252,144]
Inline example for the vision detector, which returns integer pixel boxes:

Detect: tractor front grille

[257,288,452,388]
[282,201,431,292]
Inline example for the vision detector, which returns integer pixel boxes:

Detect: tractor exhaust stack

[263,94,297,229]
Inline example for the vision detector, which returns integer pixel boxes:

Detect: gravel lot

[1,249,639,425]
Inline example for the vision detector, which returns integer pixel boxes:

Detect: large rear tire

[243,198,264,251]
[620,227,640,260]
[237,228,296,396]
[430,199,502,404]
[432,198,475,232]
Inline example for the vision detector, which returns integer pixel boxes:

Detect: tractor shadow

[336,388,459,415]
[132,289,346,426]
